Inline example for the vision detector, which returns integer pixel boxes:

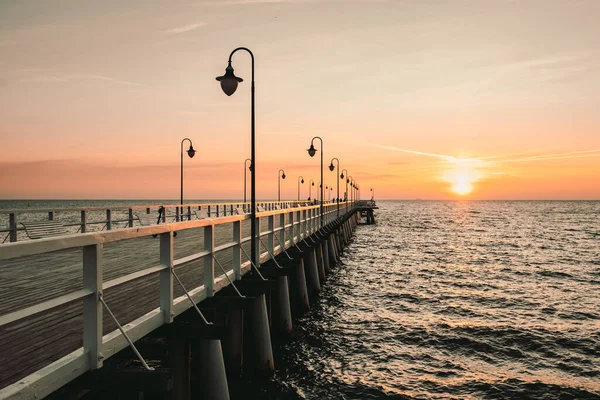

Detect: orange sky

[0,0,598,200]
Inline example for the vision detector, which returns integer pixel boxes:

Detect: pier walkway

[0,201,358,399]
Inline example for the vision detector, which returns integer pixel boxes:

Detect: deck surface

[0,218,287,389]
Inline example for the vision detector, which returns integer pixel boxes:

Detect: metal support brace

[274,234,294,259]
[258,237,283,268]
[99,294,154,371]
[241,246,267,280]
[211,254,245,297]
[172,269,211,324]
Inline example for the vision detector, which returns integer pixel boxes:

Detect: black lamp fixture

[180,137,196,221]
[308,179,315,200]
[216,47,258,269]
[297,176,304,201]
[307,136,324,227]
[278,169,286,202]
[329,158,340,215]
[341,169,348,202]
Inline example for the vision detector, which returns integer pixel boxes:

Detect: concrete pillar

[322,239,331,272]
[243,294,275,375]
[320,241,330,275]
[223,308,243,377]
[196,339,230,400]
[327,235,338,266]
[290,258,310,315]
[303,248,321,296]
[316,242,327,281]
[272,276,292,335]
[171,338,191,400]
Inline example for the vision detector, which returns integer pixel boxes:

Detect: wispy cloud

[21,73,147,87]
[163,22,206,35]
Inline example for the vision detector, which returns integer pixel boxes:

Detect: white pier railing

[0,202,354,399]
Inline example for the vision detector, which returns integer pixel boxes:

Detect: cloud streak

[163,22,206,35]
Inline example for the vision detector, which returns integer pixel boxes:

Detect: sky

[0,0,598,200]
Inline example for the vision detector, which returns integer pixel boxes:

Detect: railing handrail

[0,203,346,260]
[0,200,322,215]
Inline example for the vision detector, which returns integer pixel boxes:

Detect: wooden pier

[0,201,360,399]
[356,200,378,224]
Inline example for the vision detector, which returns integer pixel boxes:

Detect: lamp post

[180,138,196,220]
[307,137,324,228]
[297,176,304,201]
[340,169,348,202]
[347,176,354,204]
[329,158,340,217]
[216,47,258,268]
[243,158,252,203]
[325,185,329,201]
[308,179,315,200]
[278,169,286,202]
[370,187,374,201]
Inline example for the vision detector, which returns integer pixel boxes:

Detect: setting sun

[452,180,473,195]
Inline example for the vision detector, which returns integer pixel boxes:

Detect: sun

[452,181,473,195]
[450,172,474,195]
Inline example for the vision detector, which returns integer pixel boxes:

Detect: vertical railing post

[106,210,112,231]
[268,215,274,257]
[176,207,180,223]
[128,208,134,227]
[216,205,220,218]
[295,210,301,240]
[301,209,307,238]
[146,207,151,214]
[254,216,261,267]
[187,206,191,221]
[289,211,295,244]
[208,205,212,218]
[204,224,215,297]
[83,244,103,369]
[48,211,55,221]
[81,210,87,233]
[9,213,17,242]
[279,213,286,251]
[233,220,242,280]
[160,232,174,323]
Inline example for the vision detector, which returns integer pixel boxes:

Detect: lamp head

[187,145,196,158]
[281,172,286,179]
[307,144,316,157]
[340,173,344,179]
[346,178,350,184]
[328,163,334,172]
[216,62,243,96]
[311,181,314,186]
[301,179,304,184]
[248,164,253,172]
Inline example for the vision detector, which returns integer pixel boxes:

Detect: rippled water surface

[241,201,600,399]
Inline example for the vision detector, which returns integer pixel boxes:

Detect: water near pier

[240,200,600,399]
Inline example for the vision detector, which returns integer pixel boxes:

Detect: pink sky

[0,0,598,200]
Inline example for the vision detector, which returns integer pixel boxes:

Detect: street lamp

[216,47,258,267]
[308,179,315,200]
[307,136,324,228]
[329,158,340,216]
[347,176,354,204]
[278,169,286,202]
[244,158,252,203]
[180,138,196,220]
[370,187,374,201]
[341,169,349,202]
[297,176,304,201]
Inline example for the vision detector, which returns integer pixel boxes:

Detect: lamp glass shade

[216,63,243,96]
[307,145,316,157]
[187,146,196,158]
[328,164,334,171]
[301,179,304,184]
[340,173,344,179]
[281,173,286,179]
